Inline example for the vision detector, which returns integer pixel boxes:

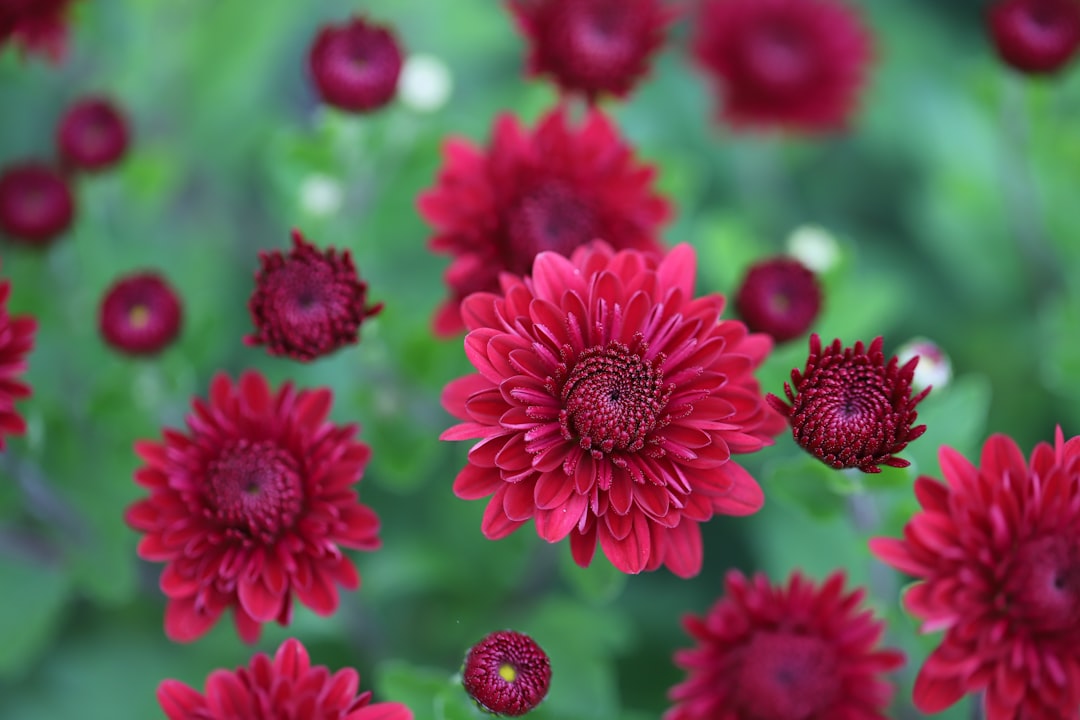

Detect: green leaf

[376,660,458,720]
[0,556,71,679]
[558,548,627,605]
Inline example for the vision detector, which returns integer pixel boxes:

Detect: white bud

[299,174,344,218]
[398,54,452,113]
[896,337,952,393]
[786,225,840,274]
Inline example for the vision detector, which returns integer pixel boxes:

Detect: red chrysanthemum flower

[462,630,552,717]
[0,161,75,247]
[158,637,414,720]
[734,256,821,343]
[56,96,130,173]
[506,0,675,101]
[767,333,929,473]
[99,271,182,356]
[246,229,383,362]
[441,243,784,578]
[308,16,403,113]
[988,0,1080,75]
[124,371,383,643]
[666,570,904,720]
[691,0,873,133]
[0,262,36,451]
[418,107,671,337]
[870,429,1080,719]
[0,0,75,63]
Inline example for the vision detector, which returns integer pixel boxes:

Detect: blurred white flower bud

[896,337,952,393]
[786,225,840,274]
[398,54,452,113]
[299,174,344,217]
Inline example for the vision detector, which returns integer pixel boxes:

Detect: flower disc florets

[308,16,403,113]
[463,630,551,717]
[0,161,74,247]
[734,256,822,343]
[57,96,130,173]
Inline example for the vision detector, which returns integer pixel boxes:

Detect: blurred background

[2,0,1079,718]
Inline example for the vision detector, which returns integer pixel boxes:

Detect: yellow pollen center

[129,304,150,328]
[498,663,517,683]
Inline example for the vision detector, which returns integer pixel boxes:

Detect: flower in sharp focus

[99,272,182,356]
[869,429,1080,719]
[246,229,383,362]
[124,371,383,643]
[734,256,821,343]
[418,106,671,336]
[0,261,36,451]
[665,570,904,720]
[506,0,675,101]
[987,0,1080,75]
[691,0,873,133]
[56,96,130,173]
[0,0,76,63]
[158,637,414,720]
[308,16,403,113]
[767,333,929,473]
[462,630,551,717]
[0,161,75,247]
[441,243,784,578]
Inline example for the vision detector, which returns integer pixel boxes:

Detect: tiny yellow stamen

[129,304,150,328]
[498,663,517,683]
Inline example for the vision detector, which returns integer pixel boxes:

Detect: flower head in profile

[0,161,75,247]
[734,256,821,343]
[506,0,675,101]
[246,230,383,362]
[767,334,929,473]
[99,271,182,356]
[419,107,670,336]
[988,0,1080,75]
[462,630,551,717]
[691,0,873,133]
[0,0,76,63]
[308,16,403,113]
[870,429,1080,719]
[56,96,130,173]
[0,261,36,450]
[124,371,383,643]
[441,243,784,578]
[666,570,904,720]
[158,637,414,720]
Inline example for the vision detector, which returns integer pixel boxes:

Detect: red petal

[238,576,285,622]
[157,680,208,720]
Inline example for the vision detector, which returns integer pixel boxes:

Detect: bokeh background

[2,0,1080,718]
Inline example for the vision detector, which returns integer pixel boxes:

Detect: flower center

[559,342,667,458]
[206,440,303,541]
[733,631,839,720]
[1007,535,1080,633]
[793,362,895,458]
[498,663,518,683]
[506,182,597,274]
[128,303,150,329]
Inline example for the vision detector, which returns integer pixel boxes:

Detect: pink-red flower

[734,256,821,343]
[767,334,929,473]
[462,630,552,717]
[0,161,75,247]
[0,261,35,450]
[157,637,414,720]
[988,0,1080,75]
[506,0,675,101]
[56,96,130,173]
[308,16,403,113]
[691,0,873,133]
[99,271,182,356]
[441,243,784,578]
[419,106,671,336]
[870,430,1080,719]
[246,230,383,362]
[0,0,75,63]
[666,570,904,720]
[124,371,383,643]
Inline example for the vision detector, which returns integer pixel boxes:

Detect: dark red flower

[870,430,1080,719]
[988,0,1080,75]
[308,16,403,113]
[441,243,784,578]
[462,630,551,717]
[506,0,675,101]
[734,256,821,343]
[124,371,383,643]
[418,106,671,336]
[157,637,414,720]
[666,570,904,720]
[99,271,182,356]
[767,334,929,473]
[0,161,75,247]
[56,96,130,173]
[0,0,74,63]
[0,262,36,450]
[691,0,873,133]
[246,229,383,362]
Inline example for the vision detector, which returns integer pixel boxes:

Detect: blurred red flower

[125,371,383,643]
[462,630,551,717]
[441,243,783,578]
[988,0,1080,75]
[308,16,403,113]
[99,271,182,356]
[157,637,414,720]
[0,262,35,450]
[734,256,821,343]
[871,429,1080,719]
[666,570,904,720]
[56,96,130,173]
[0,161,75,247]
[418,106,670,336]
[0,0,75,63]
